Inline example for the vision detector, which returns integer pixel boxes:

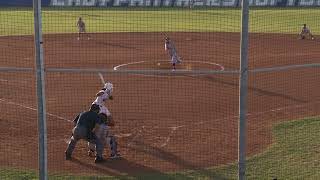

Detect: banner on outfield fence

[49,0,320,7]
[0,0,320,7]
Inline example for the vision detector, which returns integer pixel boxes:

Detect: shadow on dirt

[70,140,230,179]
[126,140,229,180]
[195,75,307,104]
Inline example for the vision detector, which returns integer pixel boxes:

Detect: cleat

[65,151,71,160]
[87,150,95,157]
[109,153,121,159]
[94,156,105,163]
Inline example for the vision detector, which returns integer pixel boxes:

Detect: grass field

[0,7,319,35]
[216,117,320,179]
[1,117,319,179]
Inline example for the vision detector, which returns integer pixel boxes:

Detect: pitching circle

[113,60,225,77]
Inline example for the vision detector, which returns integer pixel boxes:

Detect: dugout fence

[0,1,320,180]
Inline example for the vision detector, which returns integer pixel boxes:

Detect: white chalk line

[113,60,225,71]
[127,126,145,146]
[0,96,318,148]
[0,97,133,143]
[2,74,135,141]
[0,78,72,123]
[113,61,145,71]
[133,101,320,148]
[2,77,319,148]
[0,98,72,122]
[0,78,32,85]
[160,125,185,147]
[113,60,225,77]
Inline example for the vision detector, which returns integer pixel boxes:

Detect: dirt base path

[0,32,319,176]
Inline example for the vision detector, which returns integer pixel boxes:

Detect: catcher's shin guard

[108,136,119,157]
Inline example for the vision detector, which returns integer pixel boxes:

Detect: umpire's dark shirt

[73,111,102,131]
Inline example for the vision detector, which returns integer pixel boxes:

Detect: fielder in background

[88,82,121,159]
[299,24,315,40]
[165,37,182,71]
[77,17,90,40]
[65,104,105,163]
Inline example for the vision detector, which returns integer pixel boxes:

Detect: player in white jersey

[88,82,120,159]
[300,24,315,40]
[165,37,182,71]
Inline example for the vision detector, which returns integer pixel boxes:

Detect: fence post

[239,0,249,179]
[33,0,47,179]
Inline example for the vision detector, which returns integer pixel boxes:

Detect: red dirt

[0,32,319,176]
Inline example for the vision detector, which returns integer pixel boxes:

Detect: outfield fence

[0,1,320,180]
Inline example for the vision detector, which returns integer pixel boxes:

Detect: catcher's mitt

[107,120,115,127]
[98,113,115,127]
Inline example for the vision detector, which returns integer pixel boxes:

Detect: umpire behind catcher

[65,104,105,163]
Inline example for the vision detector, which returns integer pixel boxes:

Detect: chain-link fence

[0,1,319,179]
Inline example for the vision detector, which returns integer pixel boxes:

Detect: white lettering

[49,0,320,6]
[255,0,268,6]
[82,0,96,6]
[51,0,66,6]
[162,0,172,6]
[269,0,276,6]
[193,0,204,6]
[222,0,236,6]
[113,0,129,6]
[206,0,221,6]
[153,0,161,6]
[175,0,190,7]
[113,0,120,6]
[130,0,144,6]
[299,0,314,5]
[248,0,255,6]
[286,0,295,6]
[145,0,152,6]
[97,0,112,6]
[176,0,190,7]
[66,0,81,6]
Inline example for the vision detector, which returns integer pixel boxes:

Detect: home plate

[115,133,132,138]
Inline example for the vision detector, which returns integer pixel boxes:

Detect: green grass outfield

[1,117,319,179]
[0,7,319,35]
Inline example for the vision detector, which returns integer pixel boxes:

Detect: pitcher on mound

[165,37,182,71]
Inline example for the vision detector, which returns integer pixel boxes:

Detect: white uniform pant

[171,54,181,64]
[99,105,111,117]
[88,104,112,152]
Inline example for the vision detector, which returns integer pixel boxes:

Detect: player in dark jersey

[65,104,105,163]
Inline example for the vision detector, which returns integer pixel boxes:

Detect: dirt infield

[0,32,319,176]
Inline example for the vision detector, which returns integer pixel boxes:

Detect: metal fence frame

[31,0,250,179]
